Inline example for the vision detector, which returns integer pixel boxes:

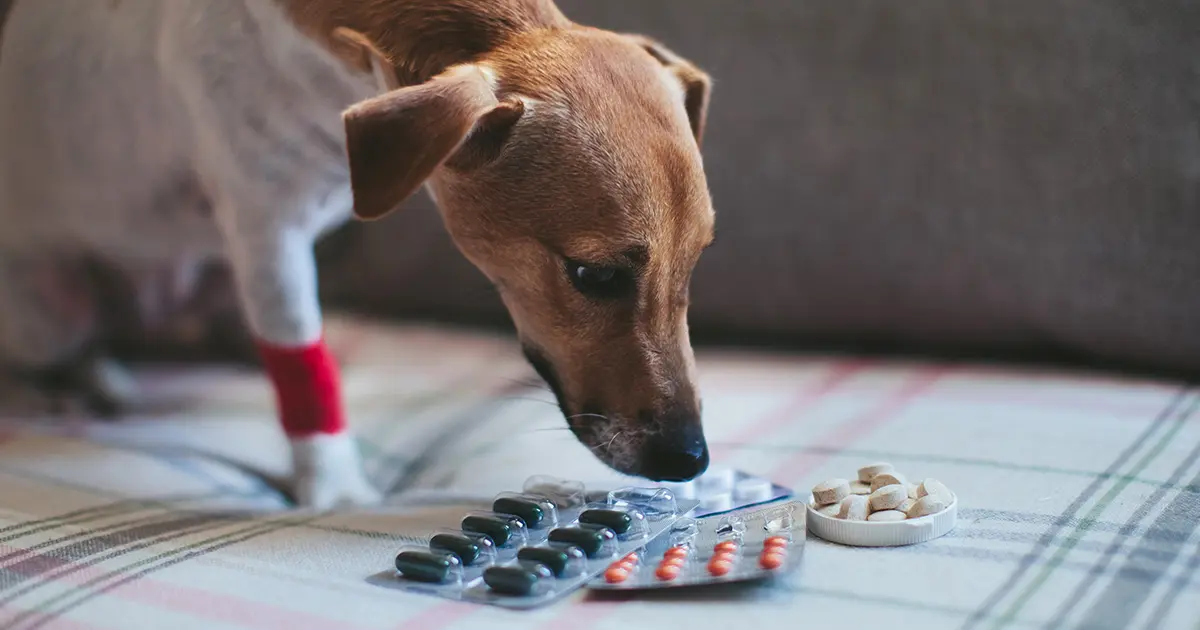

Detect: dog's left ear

[342,64,524,221]
[626,35,712,147]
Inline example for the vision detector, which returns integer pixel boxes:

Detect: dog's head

[338,24,714,482]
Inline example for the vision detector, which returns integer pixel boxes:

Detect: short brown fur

[279,0,717,480]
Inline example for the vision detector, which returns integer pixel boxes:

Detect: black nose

[638,430,710,482]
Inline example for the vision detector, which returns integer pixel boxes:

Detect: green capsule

[429,533,482,565]
[517,545,583,577]
[548,525,615,558]
[578,509,634,535]
[483,565,551,596]
[492,497,545,528]
[461,515,513,546]
[395,550,457,583]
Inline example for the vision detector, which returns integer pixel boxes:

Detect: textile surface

[0,315,1197,629]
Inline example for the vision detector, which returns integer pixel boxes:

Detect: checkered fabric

[0,315,1197,630]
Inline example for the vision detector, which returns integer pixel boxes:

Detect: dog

[0,0,716,508]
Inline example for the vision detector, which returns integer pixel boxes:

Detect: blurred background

[310,1,1199,378]
[175,1,1200,378]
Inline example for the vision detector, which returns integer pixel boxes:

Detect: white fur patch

[476,63,500,90]
[289,432,381,508]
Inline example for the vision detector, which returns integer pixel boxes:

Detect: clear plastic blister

[392,547,466,596]
[460,511,529,551]
[373,475,699,609]
[491,492,560,532]
[428,529,498,568]
[606,487,678,520]
[522,475,586,510]
[579,502,650,541]
[588,500,806,591]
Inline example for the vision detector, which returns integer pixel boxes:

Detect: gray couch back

[318,0,1200,376]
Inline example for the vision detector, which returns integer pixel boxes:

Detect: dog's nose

[637,423,710,482]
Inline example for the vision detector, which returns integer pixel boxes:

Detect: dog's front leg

[222,226,380,509]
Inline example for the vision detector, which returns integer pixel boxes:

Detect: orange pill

[707,559,734,576]
[763,536,789,549]
[713,541,739,553]
[660,556,687,568]
[664,546,689,559]
[618,560,638,572]
[759,552,786,570]
[604,567,630,583]
[655,564,681,581]
[712,550,738,562]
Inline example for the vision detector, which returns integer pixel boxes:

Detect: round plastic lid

[805,493,957,547]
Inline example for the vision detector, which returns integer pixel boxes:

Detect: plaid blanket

[0,315,1196,629]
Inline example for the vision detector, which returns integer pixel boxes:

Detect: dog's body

[0,0,716,508]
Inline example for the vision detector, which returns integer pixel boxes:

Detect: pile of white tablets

[810,462,954,522]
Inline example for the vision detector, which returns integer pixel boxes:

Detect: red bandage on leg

[256,337,346,437]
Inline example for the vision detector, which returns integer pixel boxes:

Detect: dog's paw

[79,357,141,416]
[289,432,382,509]
[294,470,382,509]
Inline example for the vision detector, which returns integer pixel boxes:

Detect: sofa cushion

[317,0,1200,377]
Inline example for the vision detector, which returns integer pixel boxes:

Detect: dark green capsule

[548,526,615,558]
[429,533,482,565]
[517,545,582,577]
[483,565,551,596]
[395,551,457,583]
[578,509,634,535]
[461,515,513,546]
[578,522,617,534]
[492,497,545,528]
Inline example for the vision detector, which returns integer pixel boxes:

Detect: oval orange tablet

[763,536,789,549]
[661,556,687,568]
[655,564,681,581]
[707,559,733,576]
[623,552,640,563]
[712,550,738,562]
[664,546,689,559]
[759,552,786,570]
[713,541,739,553]
[604,567,630,583]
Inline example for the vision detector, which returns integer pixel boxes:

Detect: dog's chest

[168,0,379,237]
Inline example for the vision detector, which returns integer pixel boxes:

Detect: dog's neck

[274,0,570,86]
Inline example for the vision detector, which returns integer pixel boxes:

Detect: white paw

[86,357,141,405]
[290,432,382,509]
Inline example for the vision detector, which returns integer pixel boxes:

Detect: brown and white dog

[0,0,716,508]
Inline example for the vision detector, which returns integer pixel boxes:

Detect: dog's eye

[566,260,633,299]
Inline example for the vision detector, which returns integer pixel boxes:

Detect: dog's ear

[625,35,712,147]
[343,65,524,221]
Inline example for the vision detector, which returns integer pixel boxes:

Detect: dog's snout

[639,431,709,482]
[636,405,709,482]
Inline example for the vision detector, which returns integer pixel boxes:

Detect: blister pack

[371,475,699,609]
[587,500,805,591]
[659,465,792,517]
